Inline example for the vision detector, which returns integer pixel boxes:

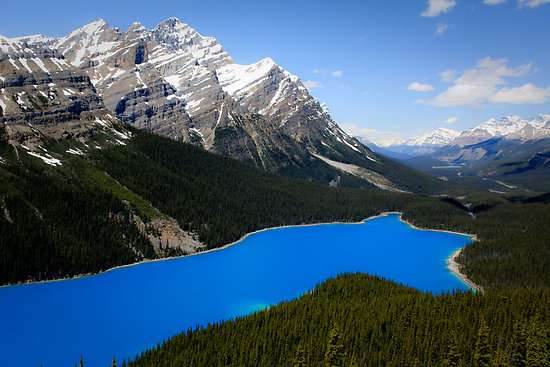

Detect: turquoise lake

[0,213,473,367]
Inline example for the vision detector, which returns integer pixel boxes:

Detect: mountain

[406,127,460,147]
[0,31,129,155]
[382,116,550,159]
[378,128,460,157]
[453,115,550,146]
[391,115,550,192]
[431,116,550,168]
[0,18,442,193]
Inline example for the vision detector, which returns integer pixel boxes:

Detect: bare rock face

[2,17,401,190]
[0,35,136,156]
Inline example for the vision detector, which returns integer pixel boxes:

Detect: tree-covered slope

[0,125,463,285]
[129,275,550,367]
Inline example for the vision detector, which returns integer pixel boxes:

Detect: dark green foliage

[325,325,344,367]
[526,317,550,367]
[492,350,510,367]
[92,130,419,249]
[0,159,154,285]
[293,345,307,367]
[442,337,462,367]
[128,275,550,367]
[474,318,492,367]
[512,322,528,367]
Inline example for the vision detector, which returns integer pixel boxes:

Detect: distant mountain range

[0,18,442,193]
[374,115,550,192]
[373,128,461,157]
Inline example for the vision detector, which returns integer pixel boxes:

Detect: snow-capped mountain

[406,128,460,147]
[454,115,550,146]
[48,18,382,172]
[1,18,425,192]
[381,128,460,157]
[0,32,131,157]
[381,115,550,159]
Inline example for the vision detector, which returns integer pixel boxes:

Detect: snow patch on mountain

[455,115,550,145]
[406,128,460,146]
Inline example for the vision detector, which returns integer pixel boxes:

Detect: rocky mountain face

[0,18,440,190]
[0,34,128,154]
[59,18,379,175]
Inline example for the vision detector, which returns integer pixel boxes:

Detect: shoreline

[447,248,483,293]
[0,211,481,291]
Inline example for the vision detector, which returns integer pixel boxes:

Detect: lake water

[0,213,473,367]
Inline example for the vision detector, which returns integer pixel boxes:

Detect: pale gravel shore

[1,211,481,291]
[447,248,484,293]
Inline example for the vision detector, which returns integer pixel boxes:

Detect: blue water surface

[0,213,473,367]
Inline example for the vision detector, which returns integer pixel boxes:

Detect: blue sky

[2,0,550,144]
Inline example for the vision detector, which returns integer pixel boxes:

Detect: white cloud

[440,69,456,82]
[518,0,550,7]
[304,80,322,90]
[341,123,405,147]
[424,57,541,107]
[490,84,550,104]
[312,69,344,78]
[435,23,449,36]
[444,116,459,124]
[484,0,506,5]
[421,0,457,17]
[408,82,435,92]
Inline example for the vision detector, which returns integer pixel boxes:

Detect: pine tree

[474,318,492,367]
[325,325,345,367]
[511,322,528,367]
[442,337,462,367]
[492,350,509,367]
[293,345,307,367]
[526,317,550,367]
[79,355,84,367]
[111,357,117,367]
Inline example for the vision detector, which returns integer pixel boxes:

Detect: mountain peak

[80,19,108,33]
[128,22,146,33]
[406,127,460,146]
[156,17,187,30]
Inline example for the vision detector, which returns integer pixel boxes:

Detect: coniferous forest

[128,275,550,367]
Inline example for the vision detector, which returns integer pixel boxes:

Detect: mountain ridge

[1,17,441,193]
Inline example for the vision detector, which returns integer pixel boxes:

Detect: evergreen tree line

[0,161,154,285]
[126,275,549,367]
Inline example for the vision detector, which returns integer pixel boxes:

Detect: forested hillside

[0,126,461,285]
[128,275,550,367]
[2,127,550,289]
